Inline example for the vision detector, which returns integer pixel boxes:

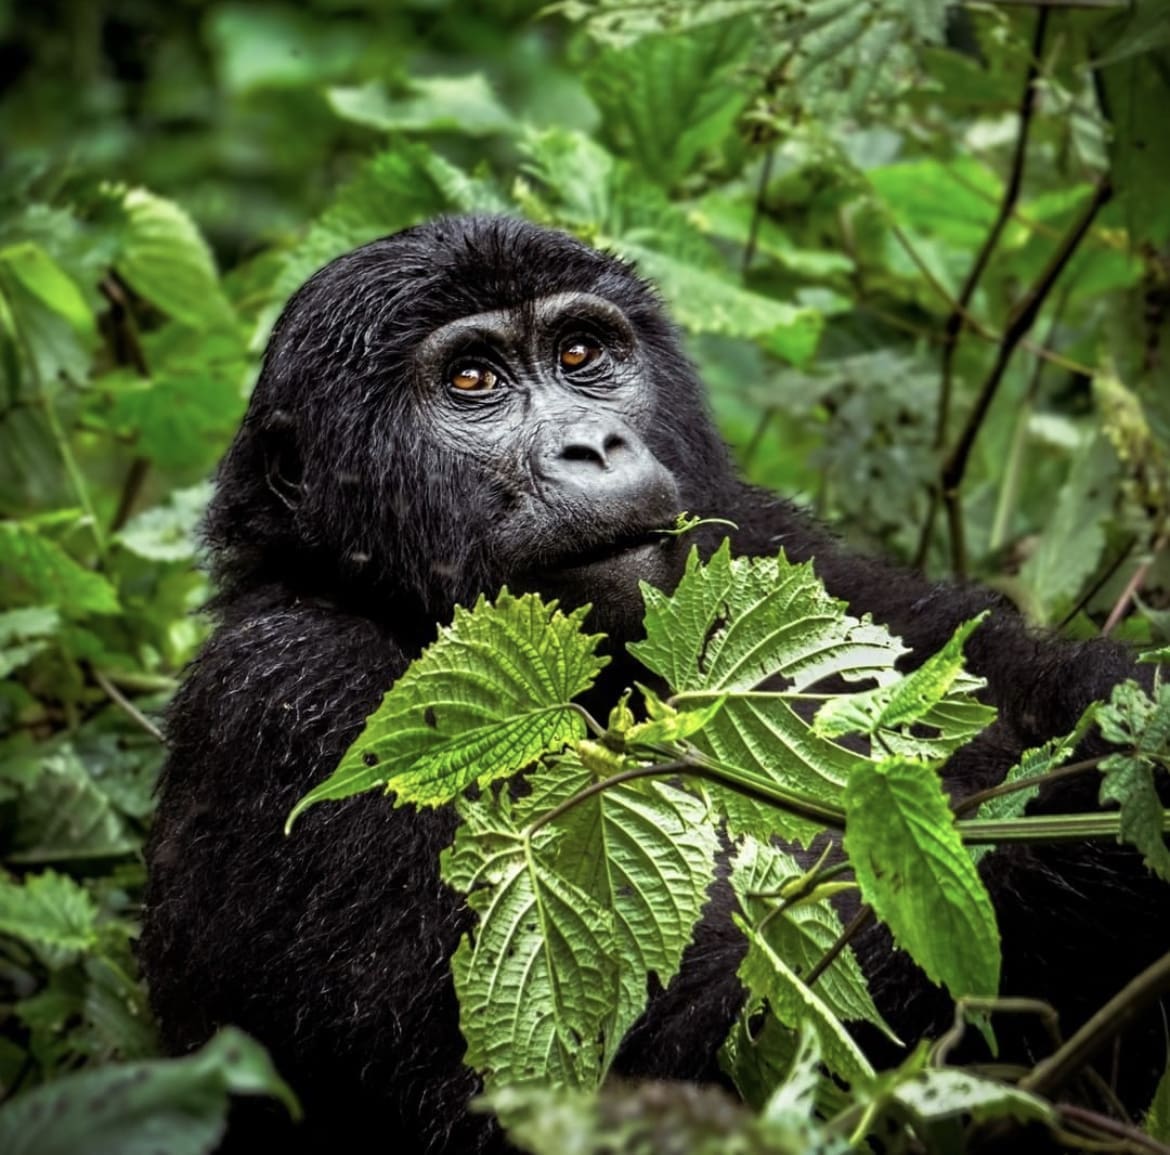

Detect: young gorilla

[140,215,1169,1153]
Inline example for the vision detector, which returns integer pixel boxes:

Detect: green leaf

[969,707,1099,864]
[0,522,119,617]
[814,614,990,749]
[444,797,617,1089]
[113,188,234,331]
[5,744,141,863]
[0,1027,297,1155]
[514,757,719,1065]
[0,242,95,338]
[731,837,897,1044]
[327,74,515,136]
[617,242,824,367]
[0,870,98,963]
[289,592,606,824]
[893,1068,1052,1126]
[1147,1058,1170,1143]
[584,16,755,188]
[116,483,212,562]
[631,543,905,821]
[1097,682,1170,882]
[1019,435,1118,623]
[736,917,873,1085]
[0,606,61,678]
[844,757,1001,1000]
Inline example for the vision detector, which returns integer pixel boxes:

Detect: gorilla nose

[539,419,679,515]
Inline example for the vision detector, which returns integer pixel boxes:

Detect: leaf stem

[957,809,1169,845]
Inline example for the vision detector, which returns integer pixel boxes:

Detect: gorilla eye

[449,364,497,392]
[559,339,603,372]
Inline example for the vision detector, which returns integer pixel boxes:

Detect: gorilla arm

[140,588,494,1154]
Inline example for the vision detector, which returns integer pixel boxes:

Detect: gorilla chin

[523,532,687,641]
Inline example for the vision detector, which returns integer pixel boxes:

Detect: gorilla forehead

[268,216,665,391]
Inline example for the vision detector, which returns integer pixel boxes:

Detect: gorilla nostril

[562,442,606,466]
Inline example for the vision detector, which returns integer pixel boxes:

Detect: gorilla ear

[261,410,304,511]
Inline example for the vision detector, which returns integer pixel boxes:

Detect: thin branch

[915,7,1050,570]
[1055,535,1137,630]
[1103,535,1167,635]
[951,756,1105,817]
[100,275,152,533]
[1021,949,1170,1097]
[1058,1104,1170,1155]
[90,667,167,745]
[743,148,776,274]
[941,176,1113,576]
[805,905,873,988]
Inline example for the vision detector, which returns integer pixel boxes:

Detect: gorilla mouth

[545,528,676,574]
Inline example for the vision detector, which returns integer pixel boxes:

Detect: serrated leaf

[1097,682,1170,881]
[731,837,897,1044]
[814,616,994,761]
[893,1068,1052,1126]
[970,707,1098,864]
[0,870,98,963]
[584,16,755,188]
[0,606,60,678]
[736,917,873,1085]
[1147,1059,1170,1142]
[444,798,617,1089]
[114,188,234,331]
[289,592,606,825]
[844,758,1001,1000]
[617,243,824,366]
[0,523,119,617]
[515,756,718,1064]
[0,1027,297,1155]
[632,543,905,809]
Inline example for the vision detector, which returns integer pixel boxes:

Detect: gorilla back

[140,215,1169,1154]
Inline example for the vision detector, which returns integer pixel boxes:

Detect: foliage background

[1,0,1169,1140]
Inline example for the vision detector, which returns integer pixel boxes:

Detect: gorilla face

[208,216,734,639]
[412,288,686,635]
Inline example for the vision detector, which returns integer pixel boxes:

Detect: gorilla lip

[544,528,674,573]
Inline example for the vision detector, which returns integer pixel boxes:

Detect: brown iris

[450,365,497,391]
[560,340,601,370]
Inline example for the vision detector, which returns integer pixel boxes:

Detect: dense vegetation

[1,0,1169,1151]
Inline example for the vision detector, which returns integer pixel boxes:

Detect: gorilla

[139,214,1169,1153]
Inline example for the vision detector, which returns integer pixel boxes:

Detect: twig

[1021,949,1170,1097]
[941,176,1113,576]
[952,756,1104,817]
[1058,1104,1170,1154]
[91,666,167,745]
[805,905,873,988]
[1103,535,1167,635]
[743,148,776,274]
[1056,535,1138,630]
[915,7,1050,570]
[100,275,152,532]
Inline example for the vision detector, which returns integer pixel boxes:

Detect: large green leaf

[844,758,1001,1000]
[0,1028,297,1155]
[289,592,606,824]
[0,870,98,965]
[730,837,896,1043]
[113,189,234,331]
[515,757,719,1065]
[328,74,515,137]
[584,16,755,188]
[736,918,873,1085]
[0,523,119,617]
[444,798,617,1090]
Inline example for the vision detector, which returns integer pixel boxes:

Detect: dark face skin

[411,289,687,636]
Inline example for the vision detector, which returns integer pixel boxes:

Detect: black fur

[140,216,1169,1153]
